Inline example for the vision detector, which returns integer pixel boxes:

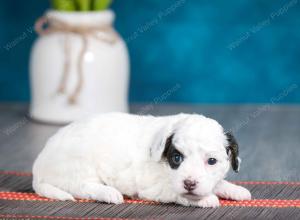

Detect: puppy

[33,112,251,207]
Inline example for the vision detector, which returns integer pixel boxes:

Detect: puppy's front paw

[214,180,251,201]
[100,186,124,204]
[196,194,220,208]
[230,185,251,201]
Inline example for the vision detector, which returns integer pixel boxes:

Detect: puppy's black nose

[184,179,197,191]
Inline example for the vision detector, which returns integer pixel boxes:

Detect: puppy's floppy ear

[150,125,174,162]
[225,132,241,173]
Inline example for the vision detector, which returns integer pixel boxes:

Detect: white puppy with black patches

[33,112,251,207]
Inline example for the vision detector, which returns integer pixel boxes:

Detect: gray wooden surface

[0,103,299,181]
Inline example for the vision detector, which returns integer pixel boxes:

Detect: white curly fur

[32,112,251,207]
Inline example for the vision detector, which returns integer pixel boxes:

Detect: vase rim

[46,10,115,26]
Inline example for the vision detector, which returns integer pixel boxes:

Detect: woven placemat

[0,171,299,219]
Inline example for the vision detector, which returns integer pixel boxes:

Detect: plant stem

[51,0,76,11]
[51,0,112,11]
[92,0,112,10]
[75,0,91,11]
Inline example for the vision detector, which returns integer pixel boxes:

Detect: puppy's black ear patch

[225,132,240,173]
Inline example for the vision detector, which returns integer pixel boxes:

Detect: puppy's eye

[172,153,183,165]
[207,158,217,165]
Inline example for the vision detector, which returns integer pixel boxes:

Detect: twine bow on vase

[35,16,119,104]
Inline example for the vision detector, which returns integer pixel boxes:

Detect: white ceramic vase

[30,10,129,124]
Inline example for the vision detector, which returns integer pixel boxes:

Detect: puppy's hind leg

[34,183,75,201]
[73,181,124,204]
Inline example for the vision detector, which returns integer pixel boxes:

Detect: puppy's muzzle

[184,179,197,191]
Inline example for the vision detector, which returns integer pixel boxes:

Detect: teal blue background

[0,0,299,103]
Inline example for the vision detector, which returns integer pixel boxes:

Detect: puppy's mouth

[181,192,202,201]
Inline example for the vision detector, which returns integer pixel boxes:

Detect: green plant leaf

[75,0,91,11]
[92,0,112,10]
[51,0,76,11]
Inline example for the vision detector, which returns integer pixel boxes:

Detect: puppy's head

[151,114,240,201]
